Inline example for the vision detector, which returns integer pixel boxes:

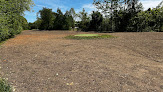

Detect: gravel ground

[0,30,163,92]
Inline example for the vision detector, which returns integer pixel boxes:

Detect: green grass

[74,34,99,37]
[0,78,13,92]
[65,34,116,40]
[0,41,5,45]
[0,40,6,48]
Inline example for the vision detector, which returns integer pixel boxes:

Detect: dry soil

[0,30,163,92]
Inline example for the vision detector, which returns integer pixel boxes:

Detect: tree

[93,0,121,32]
[54,8,65,30]
[125,1,143,32]
[64,10,74,30]
[53,8,70,30]
[131,2,163,32]
[38,7,54,30]
[0,0,34,42]
[69,8,77,30]
[28,22,35,30]
[20,16,29,30]
[93,0,142,32]
[34,18,42,29]
[89,11,103,32]
[35,7,74,30]
[78,8,90,31]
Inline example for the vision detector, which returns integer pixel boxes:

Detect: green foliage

[93,0,163,32]
[77,11,103,32]
[28,0,163,33]
[0,78,13,92]
[161,26,163,32]
[34,8,74,30]
[135,6,163,32]
[28,22,36,30]
[53,8,70,30]
[89,11,103,32]
[0,0,34,42]
[38,8,54,30]
[20,16,29,30]
[78,8,90,31]
[101,18,112,32]
[112,1,143,32]
[69,8,77,30]
[93,0,120,14]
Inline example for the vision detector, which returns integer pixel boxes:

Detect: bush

[0,78,13,92]
[161,26,163,32]
[142,27,152,32]
[0,0,33,43]
[0,25,9,42]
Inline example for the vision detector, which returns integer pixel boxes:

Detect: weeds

[0,78,13,92]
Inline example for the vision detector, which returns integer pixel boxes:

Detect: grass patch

[0,78,13,92]
[74,34,99,37]
[0,40,7,48]
[0,41,6,45]
[65,34,116,40]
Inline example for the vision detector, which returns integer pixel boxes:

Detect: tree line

[31,8,75,30]
[0,0,33,42]
[29,0,163,32]
[29,7,104,31]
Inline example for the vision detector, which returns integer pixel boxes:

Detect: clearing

[0,30,163,91]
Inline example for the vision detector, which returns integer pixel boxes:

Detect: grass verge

[0,41,6,48]
[0,78,13,92]
[65,34,116,40]
[0,40,7,48]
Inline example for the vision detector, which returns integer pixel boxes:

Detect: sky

[24,0,163,23]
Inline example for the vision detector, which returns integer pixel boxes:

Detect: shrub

[142,27,152,32]
[0,78,13,92]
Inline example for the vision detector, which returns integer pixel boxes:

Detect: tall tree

[53,8,69,30]
[93,0,143,32]
[0,0,34,41]
[64,10,74,30]
[78,8,89,22]
[78,8,90,31]
[93,0,120,32]
[38,7,54,30]
[89,11,103,32]
[69,8,77,30]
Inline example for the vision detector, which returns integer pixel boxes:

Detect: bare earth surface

[0,30,163,92]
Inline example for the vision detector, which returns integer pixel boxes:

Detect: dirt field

[0,30,163,92]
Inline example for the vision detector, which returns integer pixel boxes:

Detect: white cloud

[82,4,95,10]
[75,3,96,15]
[140,0,162,10]
[82,4,97,14]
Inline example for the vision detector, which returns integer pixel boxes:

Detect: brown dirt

[0,30,163,92]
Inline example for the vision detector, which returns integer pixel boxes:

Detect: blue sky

[24,0,163,23]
